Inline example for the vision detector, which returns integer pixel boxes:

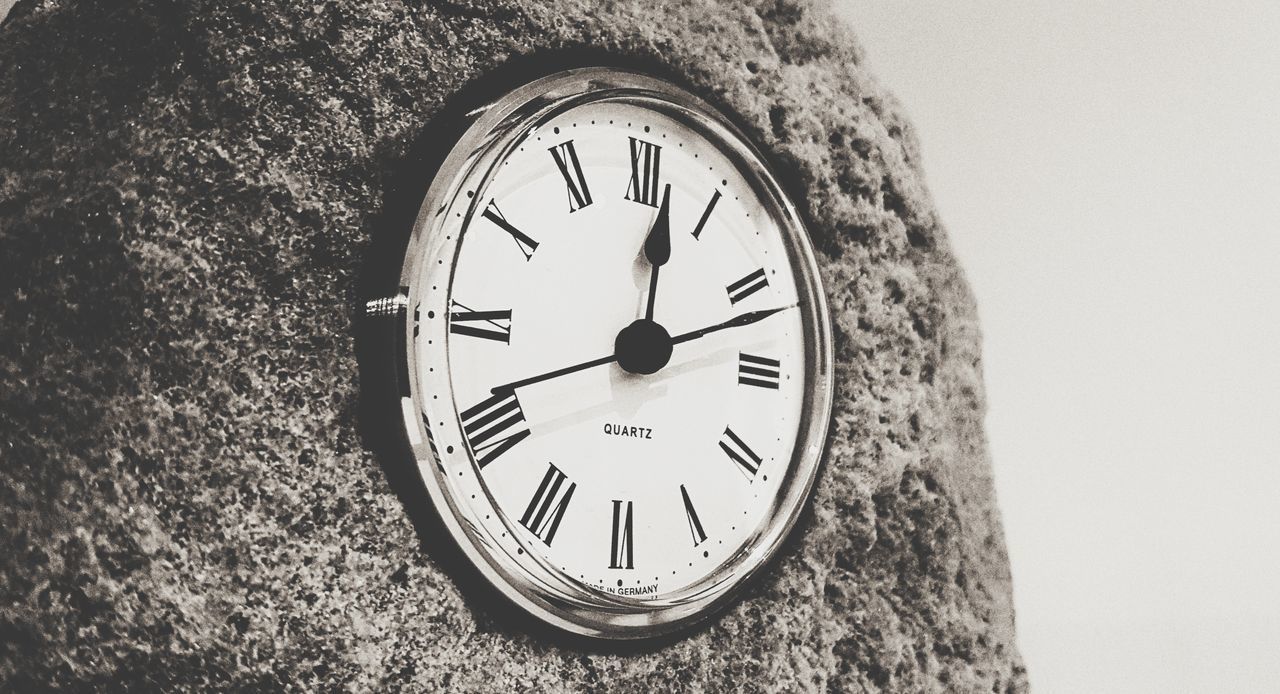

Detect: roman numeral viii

[680,485,708,547]
[460,390,530,467]
[719,426,763,478]
[624,137,662,207]
[726,268,769,305]
[609,500,634,570]
[481,199,538,261]
[738,352,781,389]
[520,463,576,546]
[548,141,593,213]
[449,300,511,343]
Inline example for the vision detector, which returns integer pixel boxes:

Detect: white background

[836,2,1280,691]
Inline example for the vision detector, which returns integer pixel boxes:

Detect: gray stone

[0,0,1025,690]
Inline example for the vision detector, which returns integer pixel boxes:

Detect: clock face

[395,68,832,638]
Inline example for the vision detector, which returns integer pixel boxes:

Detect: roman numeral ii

[726,268,769,304]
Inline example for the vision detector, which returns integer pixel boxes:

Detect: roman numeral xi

[548,141,593,213]
[738,352,781,389]
[609,500,634,570]
[459,390,530,467]
[624,137,662,207]
[521,463,576,546]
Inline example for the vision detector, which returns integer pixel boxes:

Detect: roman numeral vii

[609,500,634,570]
[520,463,576,546]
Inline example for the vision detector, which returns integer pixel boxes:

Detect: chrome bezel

[395,67,833,639]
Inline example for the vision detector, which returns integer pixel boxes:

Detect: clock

[367,66,833,639]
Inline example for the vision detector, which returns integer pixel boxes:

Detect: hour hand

[642,184,672,321]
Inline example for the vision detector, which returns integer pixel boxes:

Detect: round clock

[369,66,833,639]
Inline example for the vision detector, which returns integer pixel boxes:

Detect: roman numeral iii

[719,426,763,477]
[609,500,634,570]
[726,267,769,304]
[738,352,781,389]
[460,390,530,467]
[481,199,539,261]
[680,485,708,547]
[448,301,512,343]
[520,463,576,546]
[548,141,593,213]
[624,137,662,207]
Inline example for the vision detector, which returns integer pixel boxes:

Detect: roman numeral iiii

[460,391,530,467]
[719,426,763,477]
[520,463,576,546]
[548,141,593,213]
[624,137,662,207]
[738,352,781,389]
[609,500,635,570]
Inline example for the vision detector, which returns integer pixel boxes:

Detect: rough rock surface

[0,0,1025,690]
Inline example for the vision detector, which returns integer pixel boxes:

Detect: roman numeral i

[449,300,511,343]
[609,500,634,570]
[624,137,662,207]
[548,141,593,213]
[459,390,530,467]
[520,463,576,546]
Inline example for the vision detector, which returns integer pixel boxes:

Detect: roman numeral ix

[460,390,530,467]
[520,463,576,546]
[624,137,662,207]
[719,426,763,478]
[609,500,634,570]
[680,485,708,547]
[738,352,781,389]
[481,199,539,261]
[549,140,593,213]
[726,267,769,305]
[448,300,512,343]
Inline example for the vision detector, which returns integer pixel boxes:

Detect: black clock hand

[642,184,672,321]
[670,303,798,346]
[490,352,618,395]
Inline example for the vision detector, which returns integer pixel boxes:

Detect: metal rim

[393,67,834,639]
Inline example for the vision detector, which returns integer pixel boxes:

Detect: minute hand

[671,304,798,346]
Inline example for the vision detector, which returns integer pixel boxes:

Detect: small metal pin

[364,292,409,319]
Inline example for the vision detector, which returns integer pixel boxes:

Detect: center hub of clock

[615,319,673,375]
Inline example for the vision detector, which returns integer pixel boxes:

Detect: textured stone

[0,0,1025,690]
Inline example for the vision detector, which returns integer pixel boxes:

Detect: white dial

[395,68,832,638]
